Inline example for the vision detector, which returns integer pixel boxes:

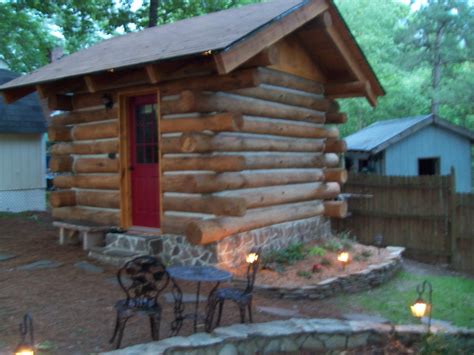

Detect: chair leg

[114,315,131,349]
[239,303,246,323]
[149,314,161,340]
[216,300,224,327]
[248,297,253,323]
[109,312,120,344]
[205,296,217,333]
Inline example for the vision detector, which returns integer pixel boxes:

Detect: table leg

[193,281,201,333]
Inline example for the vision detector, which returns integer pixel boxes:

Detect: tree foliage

[335,0,473,135]
[0,0,471,133]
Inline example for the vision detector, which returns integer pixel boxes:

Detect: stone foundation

[105,216,330,267]
[159,216,329,267]
[102,318,474,355]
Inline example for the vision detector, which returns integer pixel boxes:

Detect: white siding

[385,126,472,192]
[0,133,45,190]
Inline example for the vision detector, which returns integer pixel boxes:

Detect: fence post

[448,167,457,266]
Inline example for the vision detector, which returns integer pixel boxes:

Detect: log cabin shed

[0,69,47,212]
[0,0,384,266]
[345,114,474,192]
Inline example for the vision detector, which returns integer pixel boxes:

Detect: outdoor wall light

[101,93,114,110]
[410,280,433,333]
[14,314,34,355]
[246,252,259,264]
[337,251,350,270]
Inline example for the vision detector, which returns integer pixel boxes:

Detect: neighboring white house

[0,69,47,212]
[345,114,474,192]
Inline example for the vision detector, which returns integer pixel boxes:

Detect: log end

[324,200,348,218]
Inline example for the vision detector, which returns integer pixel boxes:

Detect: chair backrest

[244,248,261,294]
[117,255,169,307]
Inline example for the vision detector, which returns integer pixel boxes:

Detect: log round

[216,182,340,209]
[72,120,119,141]
[76,190,120,209]
[54,175,119,190]
[163,153,339,172]
[324,200,348,218]
[48,126,72,142]
[74,158,119,173]
[160,112,240,133]
[49,156,73,172]
[323,168,348,184]
[179,133,326,153]
[324,139,347,153]
[50,190,76,208]
[51,139,118,155]
[186,200,324,245]
[52,107,118,126]
[163,193,246,216]
[236,116,339,139]
[162,169,326,193]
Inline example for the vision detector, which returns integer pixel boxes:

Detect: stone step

[88,246,141,267]
[105,233,163,254]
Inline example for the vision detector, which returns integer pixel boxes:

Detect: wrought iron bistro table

[167,265,232,334]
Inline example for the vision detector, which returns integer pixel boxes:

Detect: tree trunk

[431,25,445,116]
[148,0,159,28]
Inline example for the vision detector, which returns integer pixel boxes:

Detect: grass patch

[334,271,474,328]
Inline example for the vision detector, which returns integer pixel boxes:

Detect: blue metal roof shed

[345,114,474,192]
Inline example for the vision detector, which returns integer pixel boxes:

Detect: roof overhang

[0,0,384,107]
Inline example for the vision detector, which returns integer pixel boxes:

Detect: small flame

[15,349,34,355]
[337,252,349,263]
[246,252,259,264]
[410,301,428,318]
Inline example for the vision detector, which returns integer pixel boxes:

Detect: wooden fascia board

[370,118,432,155]
[213,0,329,75]
[433,116,474,143]
[314,12,378,106]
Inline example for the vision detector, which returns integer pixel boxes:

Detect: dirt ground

[0,212,445,354]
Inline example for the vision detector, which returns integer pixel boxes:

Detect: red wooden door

[129,95,160,228]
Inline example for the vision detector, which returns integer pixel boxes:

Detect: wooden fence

[333,172,474,274]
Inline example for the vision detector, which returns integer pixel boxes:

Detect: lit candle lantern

[337,251,349,270]
[246,252,259,264]
[410,280,433,333]
[410,300,428,318]
[15,348,34,355]
[337,252,349,263]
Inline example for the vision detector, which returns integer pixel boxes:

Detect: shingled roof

[346,114,474,154]
[0,0,384,105]
[0,69,46,134]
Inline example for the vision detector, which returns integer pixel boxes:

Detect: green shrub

[323,239,343,252]
[308,246,326,257]
[262,243,306,267]
[337,230,356,250]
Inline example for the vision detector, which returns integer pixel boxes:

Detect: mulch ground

[0,212,352,354]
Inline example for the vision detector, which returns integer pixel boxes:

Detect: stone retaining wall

[234,246,404,300]
[102,318,474,355]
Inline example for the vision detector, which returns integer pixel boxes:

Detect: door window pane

[135,103,158,164]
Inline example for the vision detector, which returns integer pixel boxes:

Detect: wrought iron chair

[206,248,261,331]
[109,255,171,349]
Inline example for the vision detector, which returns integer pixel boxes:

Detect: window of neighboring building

[418,157,440,175]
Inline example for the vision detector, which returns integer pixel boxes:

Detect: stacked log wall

[48,66,348,240]
[160,67,348,244]
[49,104,121,225]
